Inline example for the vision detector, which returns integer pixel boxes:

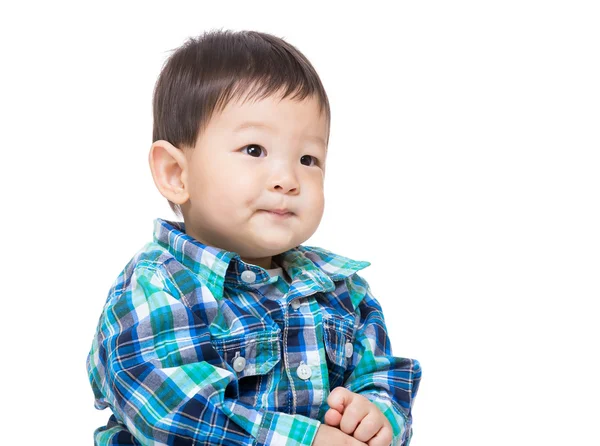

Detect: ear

[148,140,190,205]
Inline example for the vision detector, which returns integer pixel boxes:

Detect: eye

[300,155,318,166]
[242,144,265,157]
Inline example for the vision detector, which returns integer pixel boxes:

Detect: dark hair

[152,29,331,216]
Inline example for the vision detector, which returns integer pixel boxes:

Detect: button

[290,300,301,310]
[241,270,256,283]
[296,362,312,380]
[345,342,354,358]
[233,356,247,372]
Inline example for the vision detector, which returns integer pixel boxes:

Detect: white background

[1,1,599,445]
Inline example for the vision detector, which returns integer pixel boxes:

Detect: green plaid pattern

[87,219,421,445]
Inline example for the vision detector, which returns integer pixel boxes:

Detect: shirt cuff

[364,392,411,446]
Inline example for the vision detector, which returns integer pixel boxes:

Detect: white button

[233,356,247,372]
[296,362,312,380]
[291,300,301,310]
[345,342,354,358]
[241,270,256,283]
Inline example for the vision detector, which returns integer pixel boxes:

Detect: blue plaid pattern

[87,219,421,445]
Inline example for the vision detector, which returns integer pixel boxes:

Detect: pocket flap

[212,331,281,378]
[323,317,354,367]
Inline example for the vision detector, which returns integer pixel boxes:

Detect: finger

[318,424,368,446]
[331,428,368,446]
[324,408,343,427]
[367,422,393,446]
[338,399,370,436]
[327,387,353,413]
[352,411,383,443]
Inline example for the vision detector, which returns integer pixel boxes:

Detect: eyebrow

[234,121,272,132]
[233,121,327,147]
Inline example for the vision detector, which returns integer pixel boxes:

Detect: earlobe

[148,140,190,205]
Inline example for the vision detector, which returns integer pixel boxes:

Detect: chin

[258,237,300,255]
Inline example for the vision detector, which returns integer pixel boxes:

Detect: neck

[240,255,272,269]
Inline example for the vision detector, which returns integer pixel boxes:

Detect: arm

[87,266,321,446]
[93,415,366,446]
[336,274,422,446]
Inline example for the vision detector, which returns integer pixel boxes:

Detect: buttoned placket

[232,264,333,419]
[280,276,331,419]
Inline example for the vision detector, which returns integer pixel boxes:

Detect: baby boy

[87,29,421,446]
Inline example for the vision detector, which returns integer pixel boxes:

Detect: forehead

[209,92,329,146]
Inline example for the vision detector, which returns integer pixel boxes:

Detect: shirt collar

[153,218,371,299]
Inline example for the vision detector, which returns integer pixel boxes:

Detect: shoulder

[104,241,189,310]
[104,240,221,322]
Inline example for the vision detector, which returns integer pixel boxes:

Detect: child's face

[181,91,329,268]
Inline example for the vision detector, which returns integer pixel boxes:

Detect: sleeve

[87,266,320,446]
[343,274,422,446]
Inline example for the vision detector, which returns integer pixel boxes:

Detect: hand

[313,424,368,446]
[324,387,393,446]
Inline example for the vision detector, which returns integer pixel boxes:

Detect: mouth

[261,209,294,218]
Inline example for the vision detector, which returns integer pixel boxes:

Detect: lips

[262,209,294,217]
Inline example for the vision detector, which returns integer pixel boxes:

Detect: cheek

[313,196,325,222]
[304,181,325,218]
[189,172,231,213]
[305,174,325,200]
[205,170,261,213]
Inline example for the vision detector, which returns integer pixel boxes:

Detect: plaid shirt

[87,219,421,445]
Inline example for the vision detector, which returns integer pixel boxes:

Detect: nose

[269,163,300,194]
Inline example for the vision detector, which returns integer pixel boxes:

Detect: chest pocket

[323,316,355,389]
[211,330,281,400]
